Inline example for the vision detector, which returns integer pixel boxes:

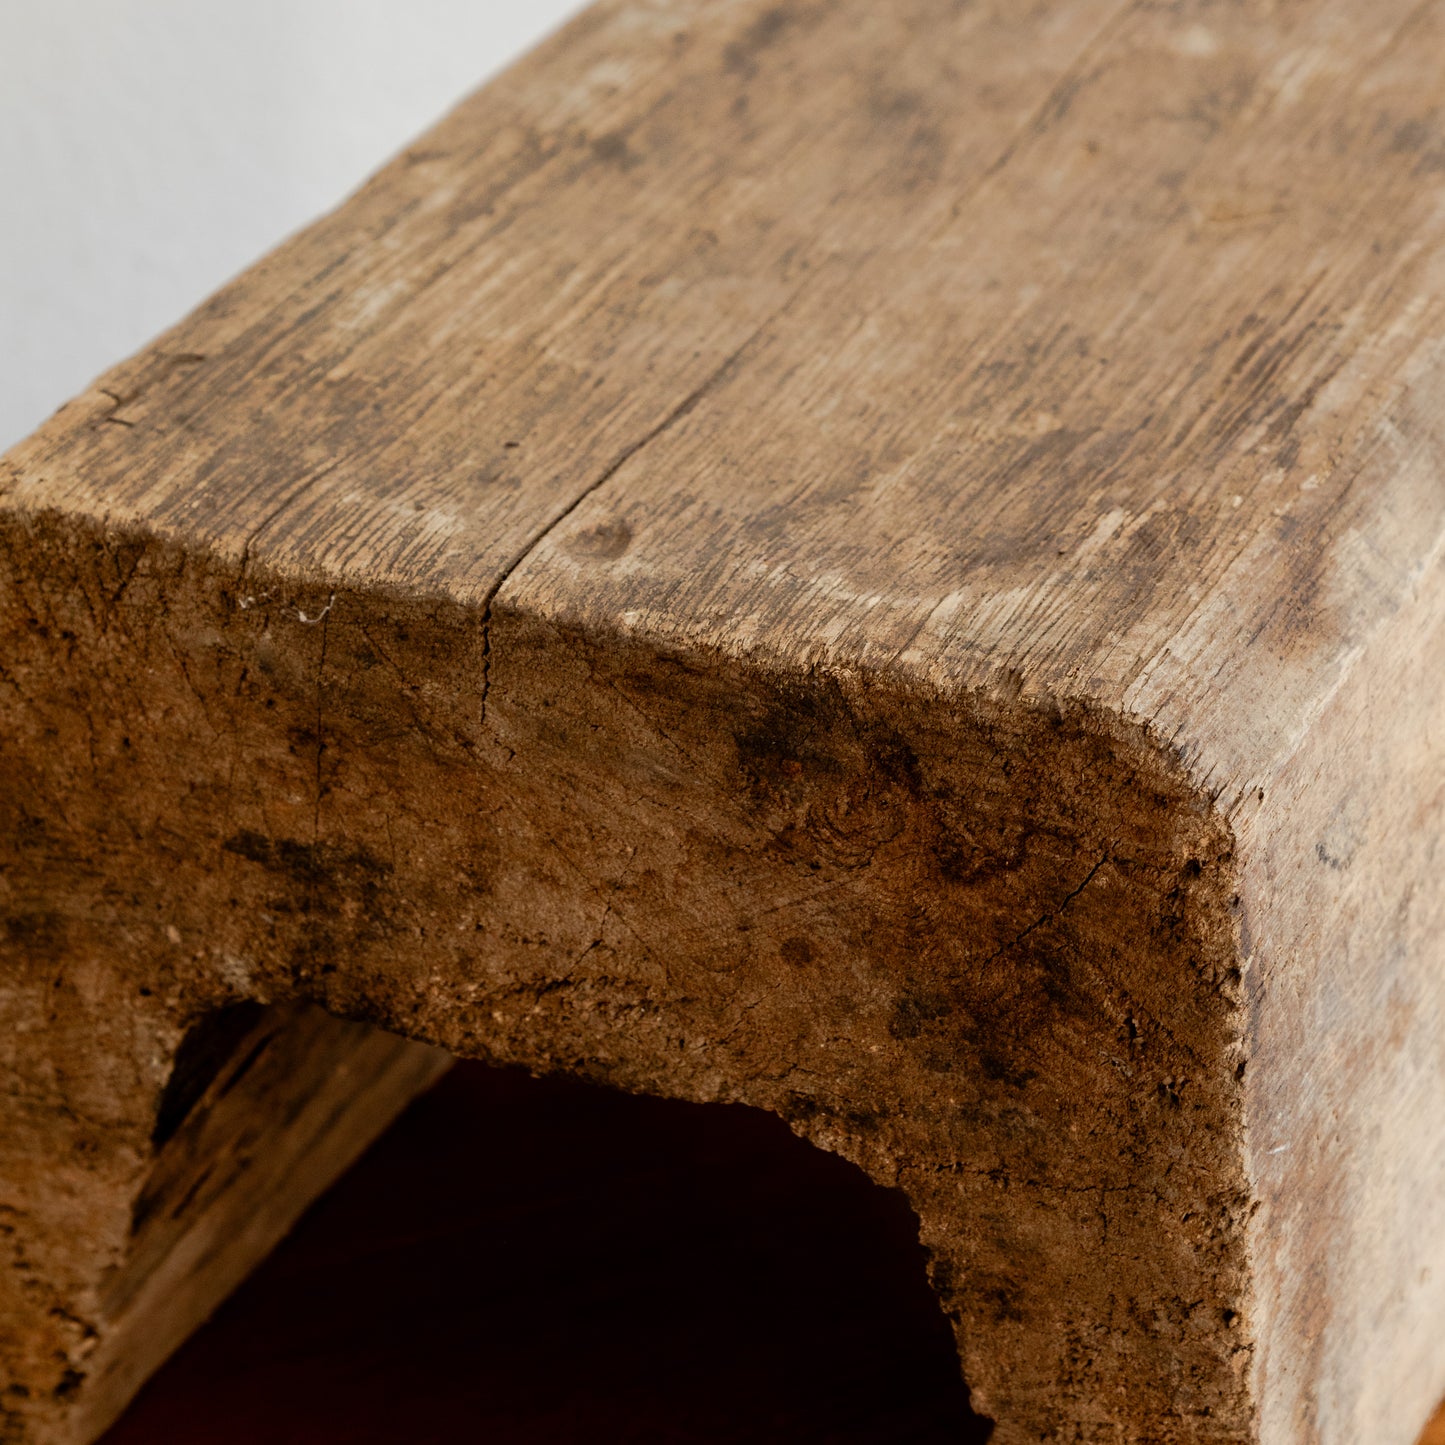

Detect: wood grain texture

[73,1006,449,1443]
[3,1,1445,1442]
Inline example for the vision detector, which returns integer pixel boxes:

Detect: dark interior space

[102,1058,993,1443]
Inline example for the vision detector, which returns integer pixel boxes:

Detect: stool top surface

[7,0,1444,809]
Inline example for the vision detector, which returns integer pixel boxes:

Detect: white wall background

[0,1,585,450]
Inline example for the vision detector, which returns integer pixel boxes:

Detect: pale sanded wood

[3,1,1445,1442]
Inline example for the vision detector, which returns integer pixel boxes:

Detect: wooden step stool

[3,1,1445,1440]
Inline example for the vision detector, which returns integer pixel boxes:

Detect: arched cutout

[107,1056,995,1443]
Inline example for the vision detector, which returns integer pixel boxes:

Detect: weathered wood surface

[71,1006,448,1444]
[3,0,1445,1441]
